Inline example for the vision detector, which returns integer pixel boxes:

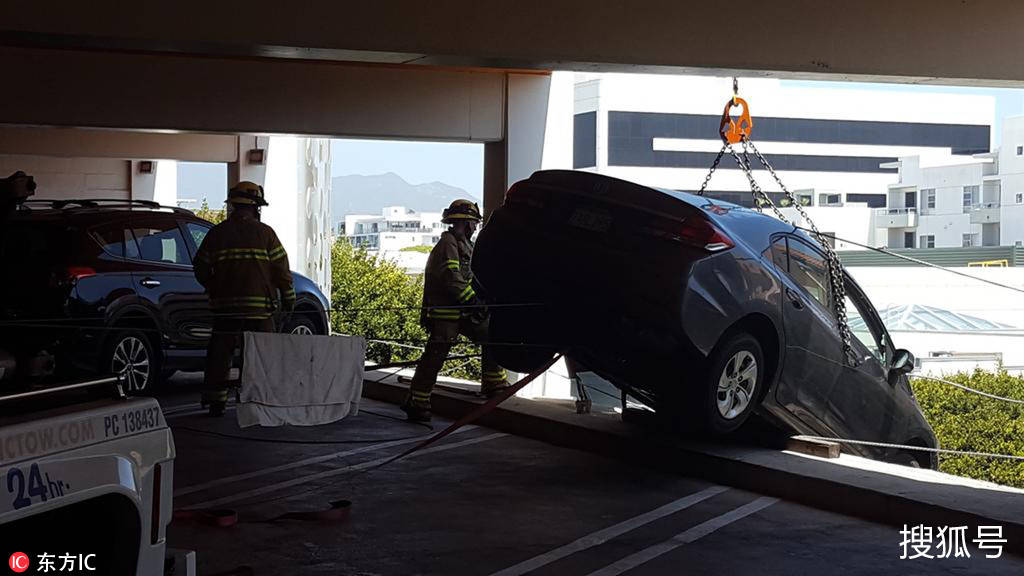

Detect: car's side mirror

[891,349,915,375]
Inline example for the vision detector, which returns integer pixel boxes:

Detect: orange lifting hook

[719,95,753,145]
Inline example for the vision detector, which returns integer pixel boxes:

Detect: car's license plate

[568,208,612,232]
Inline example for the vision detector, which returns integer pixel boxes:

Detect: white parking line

[174,425,477,497]
[583,497,779,576]
[183,432,507,510]
[488,485,729,576]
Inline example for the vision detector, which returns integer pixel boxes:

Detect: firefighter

[403,199,510,422]
[193,181,296,416]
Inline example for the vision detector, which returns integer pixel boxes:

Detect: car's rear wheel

[106,330,160,394]
[284,312,323,336]
[686,332,764,436]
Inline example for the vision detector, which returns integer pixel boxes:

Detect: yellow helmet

[226,181,268,206]
[442,199,482,224]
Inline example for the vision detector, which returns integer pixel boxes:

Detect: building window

[904,232,915,248]
[904,191,917,209]
[963,185,979,213]
[1017,240,1023,247]
[1017,145,1023,156]
[1017,193,1023,204]
[962,233,976,247]
[922,188,936,211]
[921,235,935,248]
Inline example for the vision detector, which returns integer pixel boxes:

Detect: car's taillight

[640,214,734,251]
[66,266,96,281]
[680,217,734,252]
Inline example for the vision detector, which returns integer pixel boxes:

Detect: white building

[344,206,443,252]
[573,74,993,211]
[881,117,1024,249]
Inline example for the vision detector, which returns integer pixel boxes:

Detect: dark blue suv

[0,199,329,392]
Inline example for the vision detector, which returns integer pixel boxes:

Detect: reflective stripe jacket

[193,214,296,319]
[422,230,480,324]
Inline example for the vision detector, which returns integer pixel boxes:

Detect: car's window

[124,229,140,260]
[186,222,211,249]
[132,224,191,265]
[843,283,888,366]
[786,238,831,308]
[90,224,126,258]
[770,237,788,271]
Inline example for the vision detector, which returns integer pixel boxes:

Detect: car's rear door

[771,235,843,432]
[127,214,209,351]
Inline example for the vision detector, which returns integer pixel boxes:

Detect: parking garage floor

[160,384,1024,576]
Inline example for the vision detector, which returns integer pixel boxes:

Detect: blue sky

[331,139,483,197]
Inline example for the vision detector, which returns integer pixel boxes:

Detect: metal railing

[875,207,917,216]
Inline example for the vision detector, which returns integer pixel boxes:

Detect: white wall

[778,205,878,250]
[263,136,300,274]
[0,155,129,199]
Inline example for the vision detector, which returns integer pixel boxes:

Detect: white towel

[237,332,366,428]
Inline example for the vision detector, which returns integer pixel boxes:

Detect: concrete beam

[2,1,1024,84]
[0,47,505,141]
[0,126,238,162]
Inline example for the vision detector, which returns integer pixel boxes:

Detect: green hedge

[329,239,481,381]
[911,371,1024,488]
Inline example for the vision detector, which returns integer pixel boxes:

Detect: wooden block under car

[786,436,841,459]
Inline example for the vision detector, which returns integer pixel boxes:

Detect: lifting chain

[696,85,857,365]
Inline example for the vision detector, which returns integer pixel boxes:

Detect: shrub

[330,239,481,381]
[911,370,1024,488]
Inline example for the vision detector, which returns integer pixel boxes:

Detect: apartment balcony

[875,207,917,228]
[969,203,1001,224]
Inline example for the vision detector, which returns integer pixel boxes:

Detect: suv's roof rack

[23,198,163,209]
[19,198,195,215]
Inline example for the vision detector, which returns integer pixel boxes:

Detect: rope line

[795,435,1024,463]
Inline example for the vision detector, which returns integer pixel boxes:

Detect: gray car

[472,170,938,468]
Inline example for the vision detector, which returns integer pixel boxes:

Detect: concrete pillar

[228,135,269,187]
[482,141,507,222]
[506,74,551,187]
[263,136,332,295]
[501,72,581,400]
[130,160,177,205]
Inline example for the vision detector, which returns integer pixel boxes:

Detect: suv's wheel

[284,312,322,336]
[687,332,764,436]
[107,330,160,394]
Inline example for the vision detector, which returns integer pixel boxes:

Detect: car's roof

[10,199,204,224]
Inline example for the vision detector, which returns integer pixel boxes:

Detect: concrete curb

[363,376,1024,556]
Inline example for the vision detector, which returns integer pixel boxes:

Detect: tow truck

[0,172,193,575]
[0,377,193,575]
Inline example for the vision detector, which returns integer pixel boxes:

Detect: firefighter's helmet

[226,181,268,206]
[442,199,482,224]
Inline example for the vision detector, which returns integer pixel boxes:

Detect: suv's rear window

[0,221,69,269]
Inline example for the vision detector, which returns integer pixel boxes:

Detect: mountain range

[331,172,478,227]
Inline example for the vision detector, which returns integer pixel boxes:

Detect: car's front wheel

[687,332,764,436]
[107,330,160,394]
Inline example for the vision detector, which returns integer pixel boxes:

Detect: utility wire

[909,373,1024,405]
[804,228,1024,296]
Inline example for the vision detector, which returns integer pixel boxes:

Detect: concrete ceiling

[2,0,1023,85]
